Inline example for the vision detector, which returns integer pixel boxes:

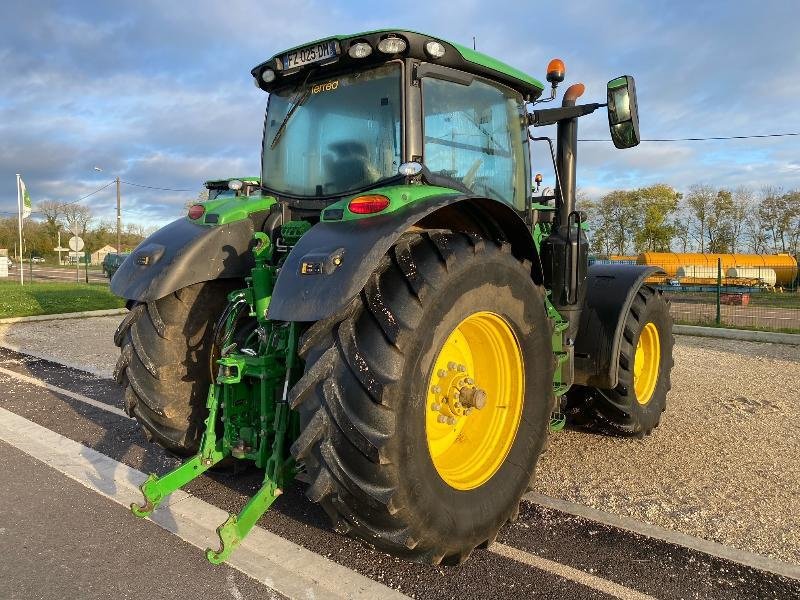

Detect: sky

[1,0,798,226]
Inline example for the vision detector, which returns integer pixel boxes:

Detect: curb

[674,324,800,346]
[0,308,127,325]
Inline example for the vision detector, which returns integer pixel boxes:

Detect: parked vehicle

[113,29,673,566]
[102,253,129,278]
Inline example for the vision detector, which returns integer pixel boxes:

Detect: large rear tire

[113,280,237,454]
[568,285,674,436]
[289,232,553,563]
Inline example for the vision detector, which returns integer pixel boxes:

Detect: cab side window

[422,75,528,210]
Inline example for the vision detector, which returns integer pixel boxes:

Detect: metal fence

[1,258,108,285]
[592,254,800,333]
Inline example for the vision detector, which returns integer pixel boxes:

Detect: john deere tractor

[111,30,673,565]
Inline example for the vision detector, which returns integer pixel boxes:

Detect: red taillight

[348,195,390,215]
[188,204,205,220]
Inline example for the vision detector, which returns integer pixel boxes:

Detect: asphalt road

[6,265,108,283]
[0,347,797,599]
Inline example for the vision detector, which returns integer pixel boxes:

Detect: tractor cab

[253,30,639,220]
[254,31,544,210]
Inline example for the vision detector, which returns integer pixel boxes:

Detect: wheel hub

[430,363,487,423]
[425,311,524,491]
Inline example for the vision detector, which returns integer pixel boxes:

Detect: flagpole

[16,174,23,285]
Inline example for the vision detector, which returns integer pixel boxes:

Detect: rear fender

[573,264,665,389]
[110,217,257,302]
[267,195,540,322]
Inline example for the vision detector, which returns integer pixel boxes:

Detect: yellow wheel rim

[633,322,660,405]
[425,311,524,491]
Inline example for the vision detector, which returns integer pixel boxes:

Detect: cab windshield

[262,63,402,198]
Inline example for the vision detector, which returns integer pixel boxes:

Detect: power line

[579,132,800,142]
[120,180,193,192]
[54,180,117,209]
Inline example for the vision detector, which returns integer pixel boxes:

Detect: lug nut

[446,417,456,425]
[452,390,460,399]
[457,364,467,372]
[431,402,441,411]
[437,415,447,423]
[437,369,447,378]
[431,385,441,394]
[447,362,457,371]
[464,377,474,385]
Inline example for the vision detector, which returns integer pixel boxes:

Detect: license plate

[283,40,339,70]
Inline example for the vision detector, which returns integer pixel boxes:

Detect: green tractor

[111,30,673,565]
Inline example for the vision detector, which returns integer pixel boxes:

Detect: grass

[0,280,125,318]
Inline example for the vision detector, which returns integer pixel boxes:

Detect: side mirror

[606,75,640,149]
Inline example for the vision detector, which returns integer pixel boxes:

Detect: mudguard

[110,217,256,302]
[572,264,664,389]
[267,194,539,322]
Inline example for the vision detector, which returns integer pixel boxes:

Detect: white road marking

[0,365,129,418]
[491,542,657,600]
[0,407,409,600]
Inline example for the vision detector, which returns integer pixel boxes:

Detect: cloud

[0,0,797,227]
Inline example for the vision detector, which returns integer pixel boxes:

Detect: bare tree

[63,204,93,237]
[685,184,715,253]
[37,200,65,243]
[729,186,753,253]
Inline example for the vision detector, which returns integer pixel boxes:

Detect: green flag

[19,177,31,219]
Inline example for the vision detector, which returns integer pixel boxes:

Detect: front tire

[568,285,674,436]
[289,232,553,563]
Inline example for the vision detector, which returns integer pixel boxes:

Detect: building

[90,245,118,266]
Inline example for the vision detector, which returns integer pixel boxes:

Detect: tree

[633,184,680,252]
[63,204,93,237]
[706,189,734,253]
[685,184,715,253]
[729,186,753,253]
[785,190,800,256]
[37,200,65,243]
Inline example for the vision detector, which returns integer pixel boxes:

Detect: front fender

[110,217,256,301]
[267,195,539,322]
[573,264,665,389]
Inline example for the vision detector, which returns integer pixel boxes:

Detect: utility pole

[116,176,121,253]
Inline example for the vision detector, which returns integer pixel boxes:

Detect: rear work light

[187,204,205,220]
[348,194,390,214]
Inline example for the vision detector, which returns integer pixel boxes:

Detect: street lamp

[94,167,122,253]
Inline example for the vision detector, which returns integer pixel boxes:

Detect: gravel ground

[538,335,800,565]
[2,314,799,564]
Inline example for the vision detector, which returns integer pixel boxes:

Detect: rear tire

[113,280,238,454]
[289,232,553,563]
[568,285,674,436]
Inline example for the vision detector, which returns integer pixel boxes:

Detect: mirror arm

[527,102,606,127]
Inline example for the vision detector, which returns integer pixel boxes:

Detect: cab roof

[251,29,545,100]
